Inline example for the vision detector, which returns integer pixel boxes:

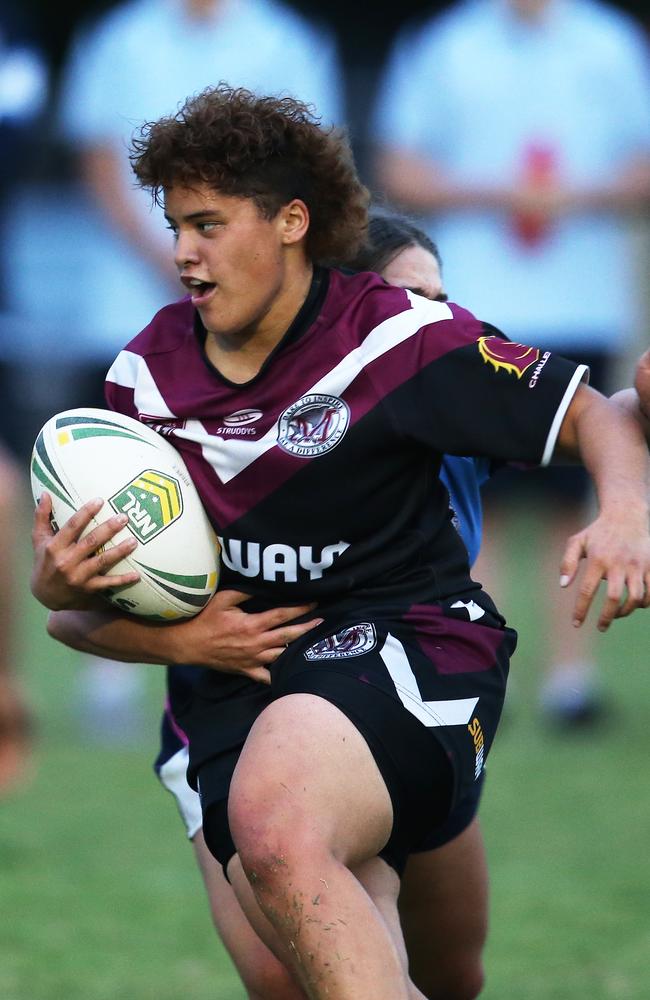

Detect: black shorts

[156,674,483,852]
[481,348,613,507]
[413,768,485,852]
[175,590,515,876]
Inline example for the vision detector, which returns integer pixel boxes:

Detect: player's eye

[165,224,179,239]
[198,222,219,233]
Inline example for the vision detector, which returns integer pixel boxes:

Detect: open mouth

[182,277,216,302]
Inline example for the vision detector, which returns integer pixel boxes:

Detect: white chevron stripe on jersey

[380,632,478,727]
[174,296,453,485]
[106,351,177,419]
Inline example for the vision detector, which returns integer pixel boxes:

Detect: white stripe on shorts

[157,745,203,840]
[381,632,479,727]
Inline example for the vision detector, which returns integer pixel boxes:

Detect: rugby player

[147,211,492,1000]
[31,86,650,1000]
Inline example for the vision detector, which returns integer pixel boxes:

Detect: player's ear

[279,199,309,246]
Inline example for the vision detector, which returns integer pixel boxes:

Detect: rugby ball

[30,408,219,620]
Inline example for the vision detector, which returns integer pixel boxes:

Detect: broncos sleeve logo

[477,336,540,379]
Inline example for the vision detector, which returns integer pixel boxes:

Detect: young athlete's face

[381,244,446,302]
[164,183,309,341]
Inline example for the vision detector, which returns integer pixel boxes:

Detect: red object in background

[512,142,557,248]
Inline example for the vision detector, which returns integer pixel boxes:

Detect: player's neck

[204,262,314,383]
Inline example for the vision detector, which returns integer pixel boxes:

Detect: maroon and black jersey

[105,268,586,608]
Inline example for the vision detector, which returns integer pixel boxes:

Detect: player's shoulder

[63,0,151,74]
[398,0,488,50]
[556,0,648,61]
[323,268,415,336]
[570,0,644,32]
[97,0,154,32]
[121,297,196,358]
[80,0,158,52]
[323,269,483,350]
[240,0,322,38]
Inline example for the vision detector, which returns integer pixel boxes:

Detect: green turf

[2,509,648,999]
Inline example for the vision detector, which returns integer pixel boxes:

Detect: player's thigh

[229,692,394,867]
[399,818,488,985]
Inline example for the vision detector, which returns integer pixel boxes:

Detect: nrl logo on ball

[109,470,183,543]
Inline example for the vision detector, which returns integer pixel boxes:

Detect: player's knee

[231,800,325,900]
[230,786,306,867]
[230,816,289,893]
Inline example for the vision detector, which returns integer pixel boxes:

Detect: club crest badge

[277,394,350,457]
[304,623,377,660]
[477,336,540,379]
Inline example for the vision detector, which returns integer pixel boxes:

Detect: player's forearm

[376,148,505,213]
[610,387,650,444]
[377,149,650,217]
[47,608,183,665]
[564,388,650,521]
[569,158,650,215]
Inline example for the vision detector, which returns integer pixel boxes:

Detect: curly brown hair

[130,83,369,265]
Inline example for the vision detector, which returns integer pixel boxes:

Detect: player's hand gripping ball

[30,408,220,619]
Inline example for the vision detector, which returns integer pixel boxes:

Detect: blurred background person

[44,0,345,744]
[373,0,650,727]
[0,445,32,795]
[0,4,48,792]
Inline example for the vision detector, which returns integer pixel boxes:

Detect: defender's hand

[31,493,141,611]
[560,513,650,631]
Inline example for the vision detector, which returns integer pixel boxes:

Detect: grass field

[1,510,648,999]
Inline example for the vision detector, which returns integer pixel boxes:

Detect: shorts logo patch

[277,394,350,457]
[477,336,540,379]
[305,623,376,660]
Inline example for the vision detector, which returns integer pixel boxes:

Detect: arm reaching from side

[553,383,650,631]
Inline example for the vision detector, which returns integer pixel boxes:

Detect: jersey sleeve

[383,300,588,466]
[104,349,142,420]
